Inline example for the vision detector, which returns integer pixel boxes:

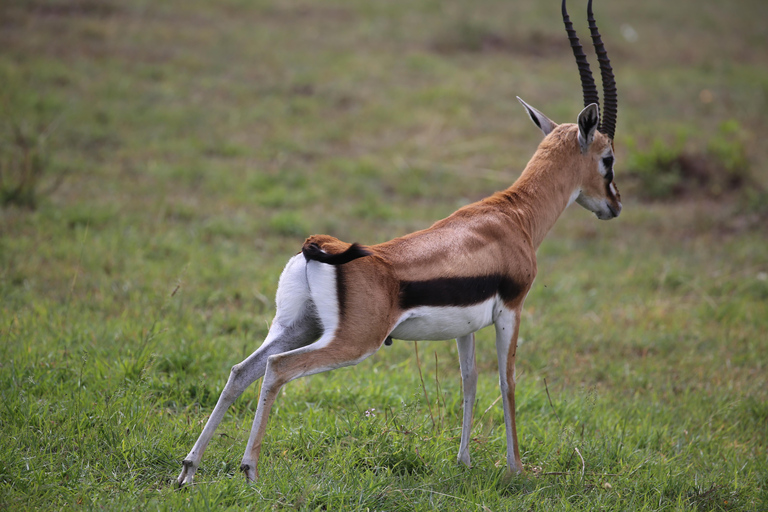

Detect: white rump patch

[305,261,340,337]
[273,254,312,326]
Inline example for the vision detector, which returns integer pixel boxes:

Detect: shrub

[0,99,62,210]
[626,121,752,201]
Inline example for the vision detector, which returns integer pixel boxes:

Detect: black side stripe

[398,275,524,310]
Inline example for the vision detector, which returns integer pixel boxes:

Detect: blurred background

[2,0,766,242]
[1,0,766,508]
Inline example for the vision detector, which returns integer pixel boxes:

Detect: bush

[0,98,62,210]
[626,121,752,201]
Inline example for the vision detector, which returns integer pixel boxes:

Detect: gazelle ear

[517,97,557,137]
[577,103,599,154]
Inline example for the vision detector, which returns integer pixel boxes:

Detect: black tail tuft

[302,242,372,265]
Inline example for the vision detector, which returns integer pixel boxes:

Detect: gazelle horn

[587,0,617,140]
[561,0,599,112]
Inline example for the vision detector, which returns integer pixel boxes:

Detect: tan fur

[307,122,619,319]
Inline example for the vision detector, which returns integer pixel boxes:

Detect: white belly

[389,298,498,341]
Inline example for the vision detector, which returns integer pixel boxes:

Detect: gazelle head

[517,0,621,220]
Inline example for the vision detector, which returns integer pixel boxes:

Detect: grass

[1,0,767,510]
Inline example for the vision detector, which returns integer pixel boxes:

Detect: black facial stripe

[602,155,614,182]
[398,275,524,310]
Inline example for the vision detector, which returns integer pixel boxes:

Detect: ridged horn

[562,0,599,111]
[587,0,617,140]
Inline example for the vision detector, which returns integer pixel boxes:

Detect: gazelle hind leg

[176,309,320,486]
[239,334,379,482]
[177,255,319,487]
[495,307,523,474]
[456,333,477,467]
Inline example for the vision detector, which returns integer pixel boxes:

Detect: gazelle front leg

[456,333,478,467]
[495,306,523,474]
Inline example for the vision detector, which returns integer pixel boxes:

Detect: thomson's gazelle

[177,0,621,486]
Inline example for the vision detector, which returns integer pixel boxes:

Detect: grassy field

[2,0,767,510]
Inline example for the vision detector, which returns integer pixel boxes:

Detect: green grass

[1,0,767,510]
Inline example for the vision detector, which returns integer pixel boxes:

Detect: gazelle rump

[176,0,621,486]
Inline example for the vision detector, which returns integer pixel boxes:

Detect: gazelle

[177,0,620,486]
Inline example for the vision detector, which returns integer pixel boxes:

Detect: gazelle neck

[498,139,581,250]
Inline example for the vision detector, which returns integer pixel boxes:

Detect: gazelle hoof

[240,463,257,483]
[177,460,196,487]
